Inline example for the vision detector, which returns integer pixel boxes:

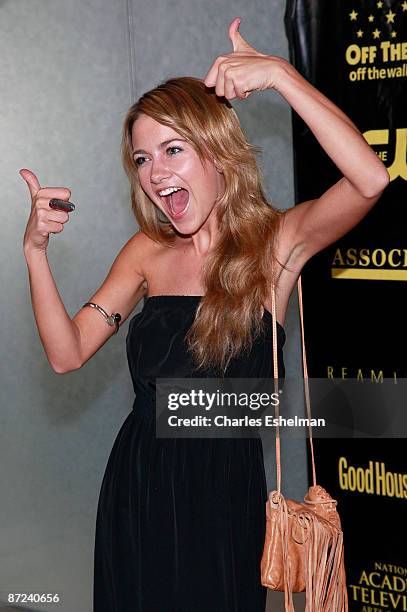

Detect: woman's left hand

[204,17,286,100]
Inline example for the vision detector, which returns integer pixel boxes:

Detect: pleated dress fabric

[93,295,286,612]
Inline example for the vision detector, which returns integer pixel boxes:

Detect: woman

[21,17,388,612]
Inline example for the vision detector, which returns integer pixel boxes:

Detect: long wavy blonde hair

[122,76,284,373]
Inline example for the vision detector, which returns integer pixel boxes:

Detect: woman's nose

[150,157,171,184]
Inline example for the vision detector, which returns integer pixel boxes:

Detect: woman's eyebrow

[132,138,187,156]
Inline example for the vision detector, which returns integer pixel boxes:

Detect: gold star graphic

[386,9,396,23]
[368,14,375,22]
[391,30,397,37]
[402,1,407,10]
[349,10,358,21]
[356,29,364,38]
[372,28,381,38]
[377,0,383,7]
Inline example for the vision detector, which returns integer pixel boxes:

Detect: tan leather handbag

[260,276,348,611]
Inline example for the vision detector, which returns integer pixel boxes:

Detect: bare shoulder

[118,230,161,281]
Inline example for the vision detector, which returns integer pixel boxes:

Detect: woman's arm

[21,169,146,374]
[204,18,390,261]
[273,61,388,198]
[24,248,86,373]
[270,59,389,261]
[24,236,146,374]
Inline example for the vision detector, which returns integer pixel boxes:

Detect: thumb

[228,17,254,53]
[19,169,41,200]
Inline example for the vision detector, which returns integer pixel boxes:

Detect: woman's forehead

[131,115,182,146]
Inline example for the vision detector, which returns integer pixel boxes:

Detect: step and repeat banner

[285,1,406,610]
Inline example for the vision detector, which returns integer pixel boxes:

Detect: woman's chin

[171,217,203,238]
[172,222,196,237]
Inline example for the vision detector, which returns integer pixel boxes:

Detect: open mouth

[158,187,190,219]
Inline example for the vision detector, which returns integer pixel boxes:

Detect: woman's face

[131,114,224,236]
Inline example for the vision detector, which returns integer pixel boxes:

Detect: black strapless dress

[93,296,285,612]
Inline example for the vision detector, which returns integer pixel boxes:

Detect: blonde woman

[21,17,388,612]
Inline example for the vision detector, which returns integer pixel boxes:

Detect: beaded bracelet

[82,302,122,334]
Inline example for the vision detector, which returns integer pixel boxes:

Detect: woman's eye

[134,156,147,167]
[167,146,182,156]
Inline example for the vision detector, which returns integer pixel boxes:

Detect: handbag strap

[271,275,317,494]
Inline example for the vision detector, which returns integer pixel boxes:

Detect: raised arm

[268,55,389,262]
[21,169,147,374]
[204,17,390,263]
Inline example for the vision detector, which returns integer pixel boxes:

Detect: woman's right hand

[20,169,73,255]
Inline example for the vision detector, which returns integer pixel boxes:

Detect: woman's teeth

[158,186,183,197]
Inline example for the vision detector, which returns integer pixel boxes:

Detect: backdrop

[286,1,406,610]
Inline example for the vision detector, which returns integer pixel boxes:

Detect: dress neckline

[145,294,285,337]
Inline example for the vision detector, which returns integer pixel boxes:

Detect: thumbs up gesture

[20,169,73,256]
[204,17,286,100]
